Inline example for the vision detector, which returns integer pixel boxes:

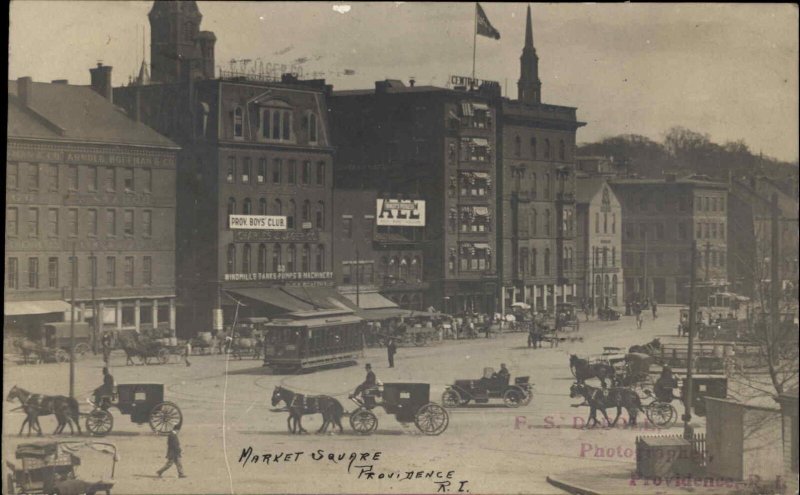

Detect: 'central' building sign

[229,215,287,230]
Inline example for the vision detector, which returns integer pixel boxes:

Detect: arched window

[272,244,282,272]
[258,244,267,272]
[242,198,252,215]
[380,257,389,278]
[301,244,310,272]
[233,107,243,139]
[530,137,537,159]
[559,140,566,161]
[273,198,282,215]
[544,173,551,199]
[612,246,616,266]
[514,135,521,157]
[258,198,267,215]
[531,249,537,275]
[400,257,410,280]
[519,248,529,276]
[227,197,236,226]
[448,255,456,274]
[544,209,551,236]
[412,256,421,280]
[531,173,537,197]
[316,244,325,271]
[287,199,296,229]
[302,200,311,222]
[603,212,608,233]
[544,248,551,275]
[287,245,296,272]
[242,244,251,272]
[390,256,400,277]
[602,247,608,267]
[226,244,236,274]
[612,213,616,233]
[544,139,551,159]
[316,201,325,229]
[531,209,538,235]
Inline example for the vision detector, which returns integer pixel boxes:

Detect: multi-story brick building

[574,179,624,310]
[114,1,338,333]
[497,6,585,313]
[330,81,499,314]
[611,176,729,304]
[6,73,179,342]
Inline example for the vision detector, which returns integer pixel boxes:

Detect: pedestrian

[651,300,658,320]
[387,339,397,368]
[101,332,112,365]
[634,303,643,329]
[184,339,192,367]
[156,426,186,478]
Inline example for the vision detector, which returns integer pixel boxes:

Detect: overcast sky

[8,2,799,162]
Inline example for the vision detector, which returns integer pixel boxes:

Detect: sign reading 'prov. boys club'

[229,215,287,230]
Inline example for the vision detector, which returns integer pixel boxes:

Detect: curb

[546,476,603,495]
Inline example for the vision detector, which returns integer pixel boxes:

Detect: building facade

[114,1,337,334]
[6,74,179,342]
[497,6,585,313]
[330,81,500,315]
[611,176,729,304]
[575,179,624,309]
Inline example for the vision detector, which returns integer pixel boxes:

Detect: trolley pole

[355,248,361,307]
[69,242,76,399]
[683,241,697,439]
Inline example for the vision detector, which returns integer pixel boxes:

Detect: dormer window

[259,104,293,142]
[233,106,244,139]
[306,112,318,143]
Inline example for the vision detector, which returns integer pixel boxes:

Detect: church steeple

[517,5,541,104]
[149,0,212,83]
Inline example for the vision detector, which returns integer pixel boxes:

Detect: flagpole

[472,3,478,89]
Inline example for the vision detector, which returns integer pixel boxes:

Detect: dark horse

[271,386,344,434]
[569,382,644,427]
[6,385,82,436]
[13,339,45,364]
[569,354,615,389]
[629,338,661,355]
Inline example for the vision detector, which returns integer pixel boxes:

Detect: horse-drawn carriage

[14,323,94,364]
[5,441,116,495]
[118,338,172,365]
[555,303,580,332]
[85,383,182,437]
[349,383,449,436]
[442,368,533,408]
[597,307,621,321]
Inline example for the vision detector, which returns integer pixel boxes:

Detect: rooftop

[575,178,610,204]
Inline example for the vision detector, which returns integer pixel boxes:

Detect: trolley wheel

[350,408,378,435]
[645,402,676,427]
[55,349,69,363]
[441,389,461,408]
[149,401,183,434]
[414,403,449,436]
[157,348,170,364]
[503,388,523,408]
[73,343,91,358]
[86,409,114,436]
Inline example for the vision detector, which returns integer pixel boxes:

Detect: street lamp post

[69,242,76,399]
[683,240,698,439]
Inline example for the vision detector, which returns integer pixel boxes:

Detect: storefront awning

[343,292,398,310]
[226,288,316,313]
[4,300,71,316]
[471,102,489,111]
[282,287,354,311]
[473,172,490,179]
[473,243,491,249]
[359,308,440,322]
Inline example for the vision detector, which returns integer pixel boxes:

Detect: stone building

[6,73,179,342]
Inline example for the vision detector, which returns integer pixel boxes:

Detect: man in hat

[93,367,115,409]
[351,363,378,407]
[387,339,397,368]
[157,426,186,478]
[493,363,510,382]
[654,366,679,403]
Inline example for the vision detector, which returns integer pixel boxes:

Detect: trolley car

[262,311,365,372]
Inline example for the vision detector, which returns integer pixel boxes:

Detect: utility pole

[91,250,98,354]
[683,240,697,439]
[69,242,76,399]
[770,194,780,369]
[355,248,361,308]
[643,230,648,301]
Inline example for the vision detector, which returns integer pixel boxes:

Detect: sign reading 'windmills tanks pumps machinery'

[229,215,288,230]
[376,199,426,227]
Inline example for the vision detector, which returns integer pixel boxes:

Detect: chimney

[409,77,416,87]
[17,76,33,106]
[89,62,113,102]
[51,79,69,84]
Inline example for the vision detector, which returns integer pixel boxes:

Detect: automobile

[441,367,533,408]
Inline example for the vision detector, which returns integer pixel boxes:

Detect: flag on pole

[476,3,500,40]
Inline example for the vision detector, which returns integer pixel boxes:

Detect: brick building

[6,74,179,342]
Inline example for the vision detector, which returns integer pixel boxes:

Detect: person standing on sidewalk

[387,339,397,368]
[101,332,112,365]
[157,427,186,478]
[184,340,192,367]
[651,300,658,319]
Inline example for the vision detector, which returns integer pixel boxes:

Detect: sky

[8,2,799,162]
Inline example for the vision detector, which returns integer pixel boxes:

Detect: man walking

[634,302,643,329]
[157,426,186,478]
[387,339,397,368]
[101,332,112,365]
[184,339,192,367]
[651,300,658,320]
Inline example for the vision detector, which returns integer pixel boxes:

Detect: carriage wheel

[86,409,114,436]
[503,389,523,408]
[645,402,676,427]
[521,390,533,406]
[157,348,170,365]
[414,403,449,436]
[350,408,378,435]
[55,349,69,363]
[441,389,462,408]
[73,343,91,358]
[150,401,183,434]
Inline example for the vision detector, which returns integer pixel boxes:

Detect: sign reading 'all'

[229,215,287,230]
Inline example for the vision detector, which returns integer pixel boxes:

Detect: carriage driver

[93,367,116,409]
[654,366,679,403]
[350,363,379,407]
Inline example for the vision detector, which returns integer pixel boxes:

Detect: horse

[569,382,644,428]
[6,385,82,436]
[13,339,44,364]
[629,338,661,355]
[270,386,344,434]
[569,354,615,389]
[118,337,144,365]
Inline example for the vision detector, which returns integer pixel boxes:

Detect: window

[531,249,537,275]
[544,209,551,236]
[48,257,58,288]
[142,210,152,237]
[287,160,297,184]
[242,244,251,272]
[272,110,281,140]
[287,245,296,272]
[720,222,725,240]
[105,167,115,191]
[459,206,490,233]
[316,202,325,229]
[7,258,18,289]
[8,163,19,189]
[28,163,39,191]
[640,224,648,240]
[68,165,78,191]
[720,198,725,212]
[88,256,97,287]
[544,174,551,199]
[302,161,311,185]
[544,139,551,159]
[316,161,326,185]
[48,208,59,237]
[287,199,296,229]
[233,106,244,139]
[514,135,521,157]
[120,168,134,192]
[460,137,490,161]
[124,256,134,286]
[227,244,236,273]
[603,213,608,234]
[307,112,318,143]
[704,197,710,211]
[227,197,236,222]
[258,198,267,215]
[143,256,152,285]
[316,244,325,271]
[272,158,282,183]
[143,169,152,193]
[612,213,616,234]
[28,257,39,288]
[301,244,310,272]
[719,251,725,267]
[612,247,616,266]
[107,209,116,237]
[696,222,702,239]
[48,165,58,191]
[242,158,251,184]
[282,111,291,140]
[257,159,266,184]
[272,244,282,272]
[242,198,252,215]
[342,217,353,238]
[8,208,18,236]
[66,259,77,287]
[544,248,551,275]
[711,223,717,239]
[28,208,39,238]
[273,199,282,216]
[106,257,116,286]
[678,222,687,240]
[123,210,134,236]
[530,138,537,158]
[258,244,267,272]
[302,200,311,223]
[227,157,236,183]
[64,209,77,237]
[86,166,97,192]
[559,140,566,161]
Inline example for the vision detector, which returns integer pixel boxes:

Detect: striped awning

[4,300,71,316]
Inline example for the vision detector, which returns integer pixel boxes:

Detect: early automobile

[441,367,533,408]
